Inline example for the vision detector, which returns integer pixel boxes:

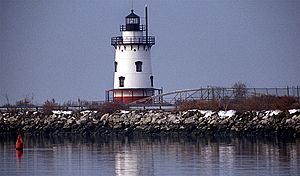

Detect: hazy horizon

[1,0,300,105]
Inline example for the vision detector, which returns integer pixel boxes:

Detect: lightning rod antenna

[145,5,148,44]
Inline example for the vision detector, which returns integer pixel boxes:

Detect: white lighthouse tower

[107,7,160,104]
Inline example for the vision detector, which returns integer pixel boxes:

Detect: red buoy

[16,133,24,150]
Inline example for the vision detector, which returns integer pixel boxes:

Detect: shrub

[178,100,220,111]
[98,102,125,115]
[178,95,299,112]
[232,82,247,99]
[42,99,60,115]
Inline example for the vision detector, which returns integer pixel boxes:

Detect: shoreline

[1,109,300,138]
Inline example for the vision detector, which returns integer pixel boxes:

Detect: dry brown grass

[42,99,61,115]
[178,96,300,112]
[97,102,125,115]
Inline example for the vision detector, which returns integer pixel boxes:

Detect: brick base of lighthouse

[106,88,162,104]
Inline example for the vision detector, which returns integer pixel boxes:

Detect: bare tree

[4,93,10,106]
[233,82,247,100]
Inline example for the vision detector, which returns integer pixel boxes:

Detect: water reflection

[16,149,23,158]
[115,151,138,175]
[0,135,299,175]
[115,138,154,176]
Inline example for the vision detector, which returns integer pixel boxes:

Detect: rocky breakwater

[1,109,300,137]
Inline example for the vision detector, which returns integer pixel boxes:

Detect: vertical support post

[180,92,182,102]
[109,91,111,102]
[132,90,134,102]
[161,87,163,104]
[200,88,203,100]
[121,90,124,104]
[108,91,110,102]
[158,90,162,109]
[223,88,225,101]
[297,86,300,102]
[287,86,289,97]
[105,91,108,102]
[207,88,210,101]
[145,5,148,44]
[211,87,213,100]
[292,86,295,97]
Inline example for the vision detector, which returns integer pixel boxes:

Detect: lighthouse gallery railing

[111,36,155,46]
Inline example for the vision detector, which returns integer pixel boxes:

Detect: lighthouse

[107,6,160,104]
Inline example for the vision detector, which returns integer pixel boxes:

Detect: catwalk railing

[129,86,300,106]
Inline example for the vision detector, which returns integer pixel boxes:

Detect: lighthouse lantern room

[106,6,161,104]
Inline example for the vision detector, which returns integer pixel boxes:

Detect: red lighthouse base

[106,88,162,104]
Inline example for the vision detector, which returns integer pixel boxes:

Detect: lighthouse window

[114,62,118,72]
[127,18,139,24]
[150,76,154,87]
[135,61,143,72]
[119,76,125,87]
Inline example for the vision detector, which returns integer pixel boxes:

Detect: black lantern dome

[124,10,140,31]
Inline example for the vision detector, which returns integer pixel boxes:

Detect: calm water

[0,135,299,176]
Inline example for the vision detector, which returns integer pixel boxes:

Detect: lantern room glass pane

[126,18,139,24]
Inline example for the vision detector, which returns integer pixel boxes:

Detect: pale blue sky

[1,0,299,105]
